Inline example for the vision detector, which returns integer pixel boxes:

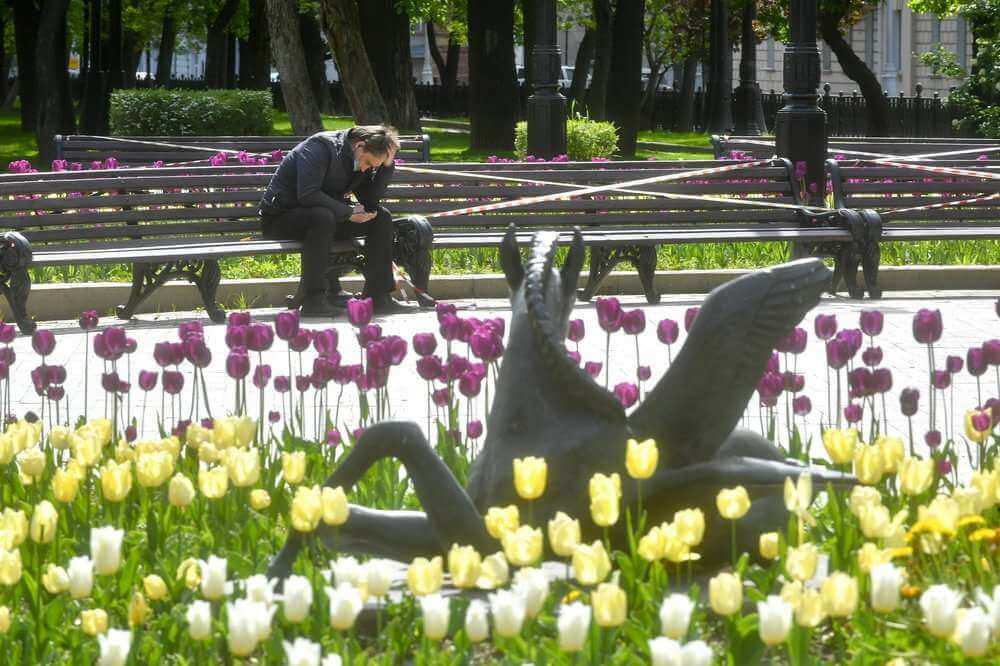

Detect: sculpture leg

[0,264,35,334]
[268,421,494,579]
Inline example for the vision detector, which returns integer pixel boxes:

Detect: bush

[109,89,273,136]
[514,117,618,160]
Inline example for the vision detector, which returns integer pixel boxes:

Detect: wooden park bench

[53,134,432,167]
[711,135,1000,161]
[0,157,874,332]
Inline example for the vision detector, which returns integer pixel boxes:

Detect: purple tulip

[838,329,863,356]
[0,348,14,366]
[756,371,783,407]
[985,340,1000,366]
[637,365,651,381]
[792,395,812,416]
[765,353,780,374]
[941,356,963,377]
[386,336,408,365]
[359,324,382,347]
[31,330,55,356]
[268,411,281,423]
[154,341,176,367]
[93,327,128,361]
[938,459,952,476]
[289,330,313,353]
[226,350,250,380]
[657,319,679,345]
[825,339,850,370]
[246,323,274,352]
[347,297,374,327]
[184,338,212,368]
[459,318,480,344]
[101,371,121,393]
[178,321,204,341]
[30,367,47,394]
[326,429,342,447]
[782,371,805,393]
[613,382,639,408]
[968,347,988,377]
[900,388,920,417]
[932,370,951,390]
[567,350,581,365]
[352,427,366,441]
[274,376,290,393]
[567,319,585,343]
[225,325,248,350]
[413,332,438,356]
[47,385,65,402]
[79,310,99,330]
[439,314,463,341]
[171,420,190,438]
[444,354,470,382]
[862,346,883,367]
[432,387,451,407]
[46,365,66,385]
[469,362,487,380]
[313,329,339,355]
[684,307,699,332]
[872,368,893,394]
[814,314,837,341]
[776,327,808,355]
[985,398,1000,426]
[295,375,312,392]
[416,355,443,381]
[622,309,646,335]
[972,411,992,434]
[0,362,8,380]
[0,324,16,344]
[228,311,251,327]
[459,371,482,398]
[844,402,863,423]
[467,420,484,439]
[859,310,884,336]
[253,365,272,389]
[596,297,624,333]
[366,341,390,369]
[470,328,503,362]
[848,367,872,398]
[584,361,603,378]
[275,310,300,341]
[925,430,942,448]
[435,302,457,321]
[912,309,943,344]
[125,338,137,354]
[138,370,158,391]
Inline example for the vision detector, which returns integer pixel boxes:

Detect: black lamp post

[774,0,827,204]
[734,0,761,135]
[526,0,567,159]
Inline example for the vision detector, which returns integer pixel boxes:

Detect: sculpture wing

[628,258,830,466]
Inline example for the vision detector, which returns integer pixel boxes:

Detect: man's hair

[348,125,400,157]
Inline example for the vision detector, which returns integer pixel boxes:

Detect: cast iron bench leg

[392,216,434,307]
[117,259,226,323]
[0,232,34,333]
[578,244,659,304]
[860,209,883,299]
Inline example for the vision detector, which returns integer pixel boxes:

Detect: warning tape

[719,135,1000,162]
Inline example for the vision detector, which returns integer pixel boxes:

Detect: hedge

[109,89,273,136]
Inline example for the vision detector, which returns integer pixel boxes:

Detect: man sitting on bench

[258,125,418,317]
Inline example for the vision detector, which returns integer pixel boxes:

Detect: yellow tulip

[143,574,168,601]
[49,425,70,449]
[898,457,934,496]
[820,572,858,618]
[966,409,992,444]
[80,608,108,636]
[198,465,229,500]
[100,460,133,502]
[407,556,443,596]
[19,447,45,483]
[448,544,482,589]
[848,486,882,517]
[637,525,667,562]
[72,433,101,468]
[0,435,13,465]
[290,485,322,532]
[822,428,858,465]
[177,558,201,590]
[225,448,260,488]
[708,572,742,616]
[184,423,213,450]
[52,468,79,503]
[853,445,885,486]
[168,473,195,508]
[0,509,27,547]
[233,416,256,447]
[970,471,998,511]
[87,419,112,447]
[859,504,895,540]
[919,496,960,533]
[282,451,307,485]
[794,589,826,628]
[592,582,627,627]
[547,511,581,557]
[673,508,705,547]
[588,473,621,527]
[625,438,658,480]
[785,543,819,582]
[136,451,174,488]
[571,540,612,585]
[875,435,905,473]
[501,525,543,566]
[29,500,58,544]
[759,532,780,560]
[661,522,692,564]
[484,505,520,540]
[953,487,983,517]
[128,591,151,627]
[197,443,219,464]
[212,418,236,449]
[42,564,69,594]
[856,542,891,575]
[716,486,751,520]
[0,606,8,634]
[321,486,350,526]
[513,456,548,500]
[250,489,271,511]
[476,552,510,590]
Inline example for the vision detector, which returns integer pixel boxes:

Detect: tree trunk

[819,13,889,136]
[12,0,39,131]
[467,0,517,150]
[121,29,142,87]
[0,10,8,103]
[238,0,270,89]
[676,57,697,132]
[108,0,123,88]
[357,0,419,129]
[426,22,460,113]
[521,0,536,97]
[606,0,644,156]
[705,0,733,132]
[267,0,323,133]
[318,0,389,123]
[299,12,334,114]
[568,27,594,110]
[586,0,612,119]
[205,0,239,88]
[156,9,176,85]
[36,0,74,162]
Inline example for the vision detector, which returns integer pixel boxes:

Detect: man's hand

[349,210,376,223]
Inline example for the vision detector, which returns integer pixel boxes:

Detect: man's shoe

[371,295,419,315]
[299,296,342,318]
[327,290,354,308]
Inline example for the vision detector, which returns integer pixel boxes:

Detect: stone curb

[6,265,999,322]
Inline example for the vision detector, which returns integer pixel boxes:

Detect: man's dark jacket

[258,129,394,220]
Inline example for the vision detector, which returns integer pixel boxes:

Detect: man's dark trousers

[261,205,395,299]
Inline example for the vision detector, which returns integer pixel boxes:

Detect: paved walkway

[10,290,999,468]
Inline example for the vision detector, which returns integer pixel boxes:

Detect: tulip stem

[730,519,737,568]
[604,333,610,390]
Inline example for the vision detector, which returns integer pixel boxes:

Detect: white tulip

[558,602,591,653]
[67,555,94,599]
[198,555,229,601]
[920,584,963,638]
[420,593,450,641]
[757,595,793,646]
[364,559,394,598]
[326,582,363,631]
[680,640,714,666]
[321,656,343,666]
[869,563,903,614]
[226,599,265,657]
[477,551,510,589]
[489,589,526,638]
[975,584,1000,638]
[90,526,124,576]
[465,599,490,643]
[243,574,277,606]
[331,556,363,587]
[282,575,313,624]
[956,607,992,658]
[97,628,131,666]
[659,593,695,640]
[649,637,683,666]
[283,637,322,666]
[186,600,212,640]
[512,567,550,618]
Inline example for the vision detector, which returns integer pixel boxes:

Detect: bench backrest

[53,134,433,166]
[0,159,804,249]
[712,135,1000,161]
